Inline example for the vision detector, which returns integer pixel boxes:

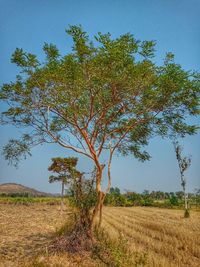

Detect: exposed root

[50,222,94,254]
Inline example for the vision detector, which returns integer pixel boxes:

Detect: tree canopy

[48,157,80,184]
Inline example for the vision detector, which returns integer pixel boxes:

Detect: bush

[68,174,97,224]
[140,198,154,207]
[153,200,173,208]
[169,195,179,206]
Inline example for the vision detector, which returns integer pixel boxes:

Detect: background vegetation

[1,187,200,209]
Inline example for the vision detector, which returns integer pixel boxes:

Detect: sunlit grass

[102,207,200,267]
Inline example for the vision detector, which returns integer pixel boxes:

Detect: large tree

[1,25,200,231]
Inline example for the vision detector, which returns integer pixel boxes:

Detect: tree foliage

[48,157,79,184]
[1,26,199,165]
[2,135,32,167]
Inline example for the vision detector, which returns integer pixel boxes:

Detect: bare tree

[173,140,191,217]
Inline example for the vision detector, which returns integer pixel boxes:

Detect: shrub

[140,198,154,207]
[169,195,179,206]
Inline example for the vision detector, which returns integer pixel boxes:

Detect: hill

[0,183,52,196]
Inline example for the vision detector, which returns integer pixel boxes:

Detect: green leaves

[66,25,92,62]
[2,139,31,167]
[11,48,39,68]
[48,157,78,174]
[0,25,199,167]
[140,40,156,58]
[164,52,174,65]
[43,43,60,61]
[48,157,80,184]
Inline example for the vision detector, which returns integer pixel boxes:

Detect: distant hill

[0,183,53,196]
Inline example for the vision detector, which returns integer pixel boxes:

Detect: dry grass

[102,207,200,267]
[0,204,103,267]
[0,204,66,266]
[1,204,200,267]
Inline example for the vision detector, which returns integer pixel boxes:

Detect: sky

[0,0,200,194]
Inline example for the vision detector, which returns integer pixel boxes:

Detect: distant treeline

[0,192,56,197]
[103,188,200,208]
[1,188,200,209]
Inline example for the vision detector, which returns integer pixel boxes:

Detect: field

[0,204,64,266]
[102,207,200,267]
[0,204,200,267]
[0,204,100,267]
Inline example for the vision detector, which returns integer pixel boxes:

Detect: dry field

[0,204,101,267]
[102,207,200,267]
[0,204,64,266]
[0,204,200,267]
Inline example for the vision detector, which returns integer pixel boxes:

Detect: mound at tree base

[50,222,94,254]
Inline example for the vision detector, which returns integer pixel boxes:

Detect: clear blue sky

[0,0,200,193]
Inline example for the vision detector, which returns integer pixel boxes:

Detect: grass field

[0,204,200,266]
[102,207,200,267]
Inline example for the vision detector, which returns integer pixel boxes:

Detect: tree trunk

[182,179,189,218]
[92,153,112,229]
[90,165,104,233]
[61,181,64,211]
[98,192,106,227]
[90,191,103,230]
[98,152,112,227]
[184,187,188,212]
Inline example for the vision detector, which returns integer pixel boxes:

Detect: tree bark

[181,176,187,211]
[61,181,64,211]
[91,189,103,231]
[98,192,106,227]
[184,187,188,211]
[90,164,104,232]
[92,142,114,228]
[98,143,113,227]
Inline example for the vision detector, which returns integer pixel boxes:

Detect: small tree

[69,170,97,228]
[48,157,78,210]
[173,140,191,217]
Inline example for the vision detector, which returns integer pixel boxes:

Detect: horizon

[0,0,200,194]
[0,182,198,195]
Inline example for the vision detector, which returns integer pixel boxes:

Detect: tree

[175,191,184,200]
[1,25,199,235]
[143,190,150,196]
[173,140,192,217]
[48,157,78,210]
[48,157,97,251]
[110,187,121,195]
